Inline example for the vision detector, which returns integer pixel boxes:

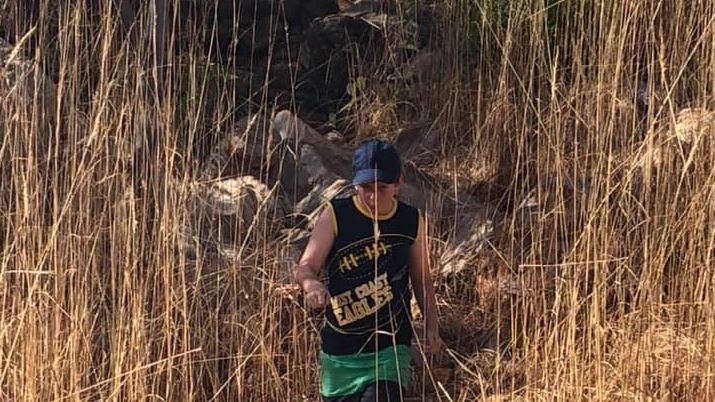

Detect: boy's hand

[302,279,330,310]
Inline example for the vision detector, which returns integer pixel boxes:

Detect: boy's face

[355,180,399,211]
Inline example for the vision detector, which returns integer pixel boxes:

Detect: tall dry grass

[1,1,714,401]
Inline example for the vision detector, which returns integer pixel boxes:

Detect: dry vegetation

[1,0,714,401]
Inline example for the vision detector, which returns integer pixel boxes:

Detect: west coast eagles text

[330,273,394,326]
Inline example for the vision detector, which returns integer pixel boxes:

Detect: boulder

[439,195,499,276]
[672,107,714,145]
[180,175,284,266]
[199,113,281,182]
[299,13,383,114]
[272,110,355,222]
[283,0,340,29]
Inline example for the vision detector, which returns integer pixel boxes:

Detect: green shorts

[320,345,411,399]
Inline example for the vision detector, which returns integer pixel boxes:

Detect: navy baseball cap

[351,139,401,185]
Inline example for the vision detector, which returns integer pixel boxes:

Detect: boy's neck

[353,195,397,219]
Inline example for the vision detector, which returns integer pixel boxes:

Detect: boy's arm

[294,207,335,310]
[408,213,443,354]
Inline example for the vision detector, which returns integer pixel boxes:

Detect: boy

[294,138,443,401]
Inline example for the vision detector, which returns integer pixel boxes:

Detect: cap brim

[352,169,398,185]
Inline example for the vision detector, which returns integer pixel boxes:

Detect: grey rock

[199,113,281,182]
[273,110,354,220]
[180,175,284,265]
[439,195,499,276]
[672,107,715,145]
